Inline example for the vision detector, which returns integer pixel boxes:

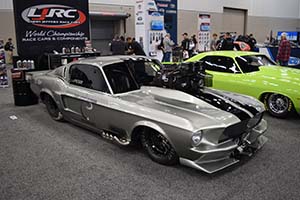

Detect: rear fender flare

[40,89,62,109]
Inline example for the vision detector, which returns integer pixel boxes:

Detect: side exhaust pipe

[101,132,130,146]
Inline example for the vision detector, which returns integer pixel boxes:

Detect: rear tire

[44,95,64,121]
[264,93,293,118]
[141,128,179,165]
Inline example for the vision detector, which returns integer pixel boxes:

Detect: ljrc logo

[21,4,86,29]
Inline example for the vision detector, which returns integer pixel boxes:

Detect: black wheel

[44,95,64,121]
[264,93,293,118]
[141,129,179,165]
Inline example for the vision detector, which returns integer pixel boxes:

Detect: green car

[186,51,300,118]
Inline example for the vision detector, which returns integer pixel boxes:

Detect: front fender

[131,120,177,150]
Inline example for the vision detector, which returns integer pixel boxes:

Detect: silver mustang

[28,55,268,174]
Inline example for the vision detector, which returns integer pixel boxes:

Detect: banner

[198,14,211,52]
[13,0,90,57]
[155,0,178,43]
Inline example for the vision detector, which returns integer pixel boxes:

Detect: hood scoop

[142,86,216,110]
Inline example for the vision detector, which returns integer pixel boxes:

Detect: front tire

[264,93,293,118]
[141,129,179,165]
[44,95,64,121]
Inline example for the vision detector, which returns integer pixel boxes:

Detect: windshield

[127,60,161,86]
[103,62,139,94]
[103,59,161,94]
[235,55,277,73]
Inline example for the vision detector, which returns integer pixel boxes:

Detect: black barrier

[13,0,90,58]
[11,69,38,106]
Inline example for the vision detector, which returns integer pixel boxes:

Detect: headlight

[247,113,263,129]
[191,131,203,147]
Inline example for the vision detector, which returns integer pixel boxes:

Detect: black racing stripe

[225,98,259,116]
[195,91,251,121]
[210,91,260,116]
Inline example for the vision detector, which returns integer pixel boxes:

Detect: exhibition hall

[0,0,300,199]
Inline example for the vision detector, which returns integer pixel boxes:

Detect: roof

[75,55,150,67]
[197,51,262,57]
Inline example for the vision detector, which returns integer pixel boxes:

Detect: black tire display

[141,128,179,165]
[44,95,64,121]
[264,93,293,118]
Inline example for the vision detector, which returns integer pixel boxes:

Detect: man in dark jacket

[248,34,257,51]
[181,33,191,59]
[217,32,234,50]
[110,35,126,55]
[126,37,146,56]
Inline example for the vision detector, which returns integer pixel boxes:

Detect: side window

[69,64,109,93]
[201,56,241,73]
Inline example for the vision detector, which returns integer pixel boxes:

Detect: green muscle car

[186,51,300,118]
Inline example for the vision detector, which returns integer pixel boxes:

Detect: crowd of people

[109,35,146,56]
[109,31,291,66]
[109,33,198,62]
[109,32,260,61]
[210,32,257,51]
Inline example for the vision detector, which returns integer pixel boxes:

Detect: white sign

[198,14,211,52]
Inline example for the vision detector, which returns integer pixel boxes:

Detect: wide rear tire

[44,95,64,121]
[141,128,179,166]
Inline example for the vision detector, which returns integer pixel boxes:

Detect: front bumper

[180,119,268,174]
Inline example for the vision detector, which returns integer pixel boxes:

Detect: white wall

[251,0,300,18]
[178,0,251,13]
[0,0,13,9]
[1,0,300,18]
[89,0,135,6]
[178,0,300,18]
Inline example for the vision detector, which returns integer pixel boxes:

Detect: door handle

[86,103,93,111]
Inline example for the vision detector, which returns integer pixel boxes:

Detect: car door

[81,61,139,137]
[201,56,245,93]
[61,64,99,124]
[78,64,113,130]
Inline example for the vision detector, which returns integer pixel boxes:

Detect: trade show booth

[11,0,95,106]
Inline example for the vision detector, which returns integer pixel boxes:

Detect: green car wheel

[265,93,293,118]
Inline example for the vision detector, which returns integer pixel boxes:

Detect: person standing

[181,33,191,59]
[110,35,126,55]
[162,33,175,62]
[248,33,257,51]
[210,33,218,51]
[4,38,14,64]
[276,32,291,66]
[190,34,198,56]
[126,37,146,56]
[217,32,234,50]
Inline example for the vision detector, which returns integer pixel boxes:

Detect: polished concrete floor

[1,69,300,200]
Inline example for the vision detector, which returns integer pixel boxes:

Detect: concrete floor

[1,69,300,200]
